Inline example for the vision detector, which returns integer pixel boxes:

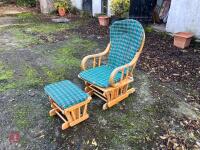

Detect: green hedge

[16,0,36,7]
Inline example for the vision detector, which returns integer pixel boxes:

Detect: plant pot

[98,16,110,26]
[58,7,66,17]
[174,32,193,49]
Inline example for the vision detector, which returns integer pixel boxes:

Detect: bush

[16,0,36,7]
[54,0,72,12]
[70,6,80,15]
[110,0,130,18]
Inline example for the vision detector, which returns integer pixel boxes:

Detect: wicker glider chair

[78,19,145,110]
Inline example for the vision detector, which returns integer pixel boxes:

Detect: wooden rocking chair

[78,19,145,110]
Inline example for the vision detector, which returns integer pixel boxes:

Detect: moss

[20,66,42,88]
[0,48,5,52]
[0,26,42,51]
[0,35,97,92]
[145,26,153,33]
[93,102,158,148]
[42,67,65,83]
[53,36,97,67]
[14,106,32,129]
[0,83,16,92]
[16,12,40,23]
[8,27,42,47]
[0,61,16,92]
[0,66,13,81]
[25,22,76,34]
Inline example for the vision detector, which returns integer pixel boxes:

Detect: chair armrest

[81,43,110,70]
[109,52,141,86]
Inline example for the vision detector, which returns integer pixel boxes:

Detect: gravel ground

[0,12,199,150]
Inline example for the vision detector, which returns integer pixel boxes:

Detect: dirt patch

[139,31,200,104]
[0,4,34,16]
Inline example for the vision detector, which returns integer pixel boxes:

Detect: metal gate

[82,0,92,14]
[129,0,157,23]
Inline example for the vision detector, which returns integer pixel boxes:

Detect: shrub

[80,10,92,18]
[110,0,130,18]
[54,0,72,12]
[70,6,80,15]
[16,0,36,7]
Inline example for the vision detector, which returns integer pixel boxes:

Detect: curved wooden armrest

[81,43,111,70]
[109,52,141,87]
[109,33,145,87]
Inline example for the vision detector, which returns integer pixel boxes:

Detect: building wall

[39,0,111,16]
[166,0,200,38]
[71,0,113,16]
[92,0,102,16]
[71,0,82,10]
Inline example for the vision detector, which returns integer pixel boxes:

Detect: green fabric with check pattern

[79,65,122,87]
[79,19,144,88]
[108,19,144,68]
[44,80,89,109]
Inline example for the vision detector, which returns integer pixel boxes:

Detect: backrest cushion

[108,19,144,68]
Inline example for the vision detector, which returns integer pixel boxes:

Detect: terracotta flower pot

[98,16,110,26]
[174,32,193,49]
[58,7,66,17]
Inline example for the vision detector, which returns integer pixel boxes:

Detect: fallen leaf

[160,135,169,140]
[92,138,97,146]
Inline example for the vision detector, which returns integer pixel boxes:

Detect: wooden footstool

[44,80,91,130]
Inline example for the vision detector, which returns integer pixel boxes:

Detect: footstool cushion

[44,80,89,109]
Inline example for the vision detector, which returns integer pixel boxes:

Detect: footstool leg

[62,122,70,130]
[49,109,57,116]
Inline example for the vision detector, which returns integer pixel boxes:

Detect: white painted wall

[71,0,82,10]
[166,0,200,38]
[92,0,102,16]
[107,0,112,16]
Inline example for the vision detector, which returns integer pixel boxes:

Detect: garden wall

[39,0,54,14]
[166,0,200,38]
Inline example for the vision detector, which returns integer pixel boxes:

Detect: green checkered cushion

[108,19,144,68]
[79,19,144,88]
[79,65,122,88]
[44,80,89,109]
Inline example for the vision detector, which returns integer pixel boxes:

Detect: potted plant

[174,32,194,49]
[54,0,71,17]
[97,13,110,26]
[110,0,130,23]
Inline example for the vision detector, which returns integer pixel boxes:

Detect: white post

[71,0,83,10]
[92,0,102,16]
[107,0,112,16]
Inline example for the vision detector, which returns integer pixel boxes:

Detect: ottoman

[44,80,91,130]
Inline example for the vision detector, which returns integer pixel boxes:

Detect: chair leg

[103,87,135,109]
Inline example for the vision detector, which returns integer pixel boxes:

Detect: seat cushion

[79,65,122,88]
[44,80,89,109]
